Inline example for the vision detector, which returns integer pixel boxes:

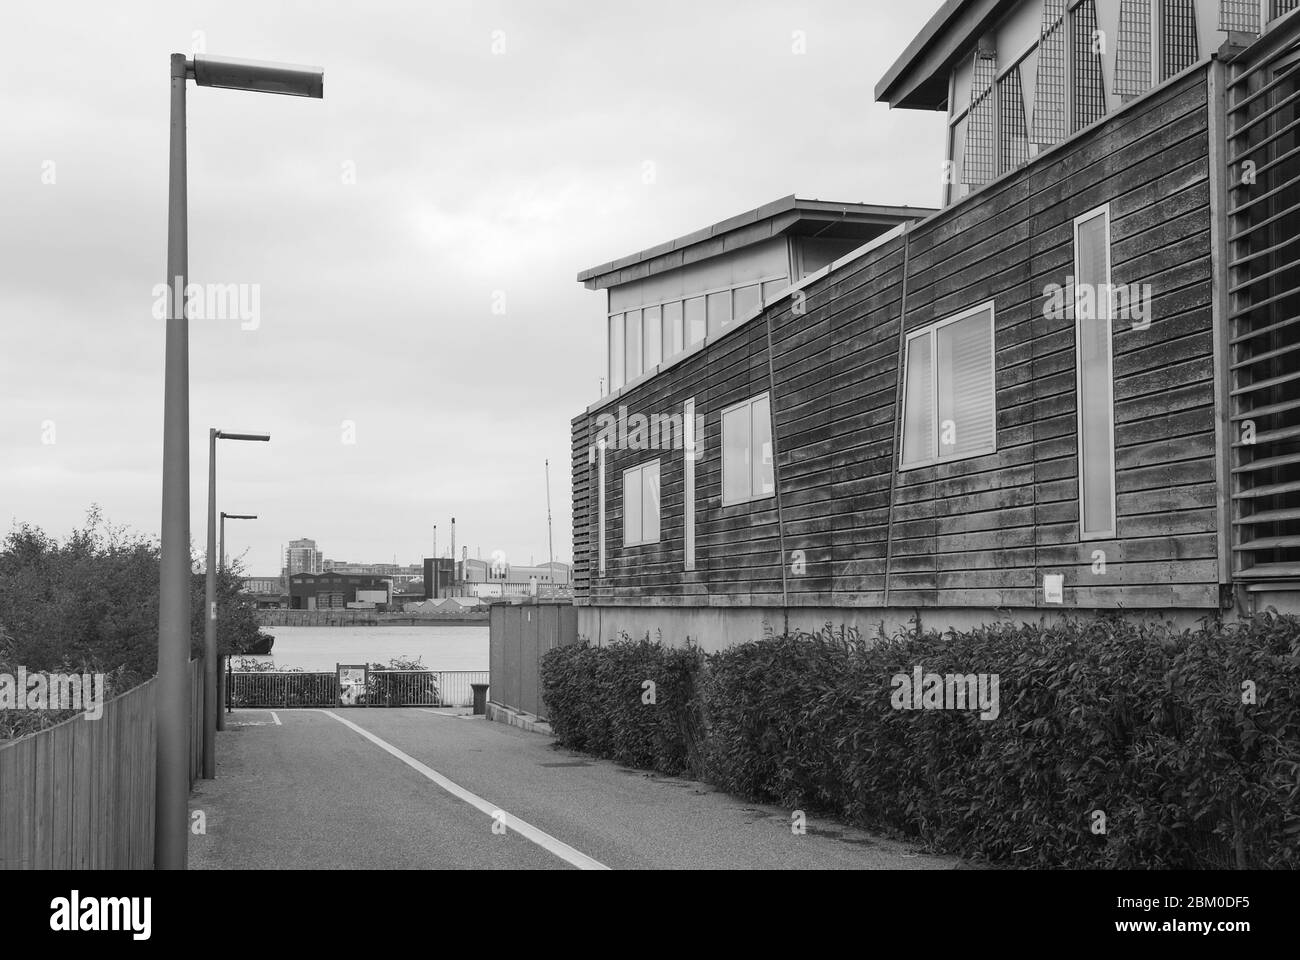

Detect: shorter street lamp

[204,430,269,779]
[218,512,257,730]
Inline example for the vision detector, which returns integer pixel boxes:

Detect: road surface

[188,708,958,870]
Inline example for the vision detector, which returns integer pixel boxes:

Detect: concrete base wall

[577,605,1228,654]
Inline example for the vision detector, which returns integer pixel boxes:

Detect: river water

[241,624,489,672]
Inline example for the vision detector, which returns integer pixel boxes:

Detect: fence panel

[489,602,579,720]
[229,670,485,708]
[0,659,202,870]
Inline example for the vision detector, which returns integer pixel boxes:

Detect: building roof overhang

[576,195,934,291]
[874,0,1020,110]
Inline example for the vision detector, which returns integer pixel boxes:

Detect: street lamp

[217,511,258,732]
[159,52,321,871]
[204,430,268,776]
[221,512,259,572]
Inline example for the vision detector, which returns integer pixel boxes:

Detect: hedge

[540,614,1300,868]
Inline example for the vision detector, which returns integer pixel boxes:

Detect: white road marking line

[271,711,282,726]
[320,710,609,871]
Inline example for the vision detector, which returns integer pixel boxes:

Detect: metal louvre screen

[966,51,998,187]
[1162,0,1200,80]
[1272,1,1300,23]
[1115,0,1154,97]
[1225,22,1300,584]
[999,66,1032,172]
[1221,0,1261,32]
[1072,0,1107,130]
[1033,0,1068,146]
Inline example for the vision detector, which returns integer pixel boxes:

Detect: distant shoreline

[257,612,488,628]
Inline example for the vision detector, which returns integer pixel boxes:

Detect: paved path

[188,708,958,870]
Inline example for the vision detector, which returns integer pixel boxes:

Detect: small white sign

[1044,574,1064,605]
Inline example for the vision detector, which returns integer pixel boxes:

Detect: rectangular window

[624,309,642,382]
[721,393,775,506]
[623,461,661,547]
[684,398,696,571]
[762,278,788,303]
[1074,206,1116,540]
[733,284,762,320]
[706,289,731,338]
[644,305,662,370]
[899,303,997,470]
[663,301,684,359]
[608,315,625,392]
[597,440,606,575]
[685,297,706,346]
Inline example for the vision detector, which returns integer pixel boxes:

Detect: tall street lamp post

[204,430,268,775]
[159,52,322,870]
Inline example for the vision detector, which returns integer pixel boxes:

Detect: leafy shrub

[542,633,704,777]
[540,614,1300,868]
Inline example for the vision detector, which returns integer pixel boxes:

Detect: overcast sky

[0,0,944,577]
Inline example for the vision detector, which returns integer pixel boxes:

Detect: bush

[540,615,1300,868]
[542,633,704,777]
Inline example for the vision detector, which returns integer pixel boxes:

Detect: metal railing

[229,670,488,708]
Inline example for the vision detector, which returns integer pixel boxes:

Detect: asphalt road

[188,708,957,870]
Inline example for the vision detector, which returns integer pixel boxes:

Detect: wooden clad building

[570,0,1300,650]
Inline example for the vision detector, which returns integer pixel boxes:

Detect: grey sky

[0,0,944,577]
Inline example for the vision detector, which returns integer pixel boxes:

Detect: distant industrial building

[289,573,392,611]
[323,559,423,586]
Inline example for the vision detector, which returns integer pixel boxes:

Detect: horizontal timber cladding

[571,65,1220,611]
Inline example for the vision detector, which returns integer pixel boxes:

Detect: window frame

[898,300,999,472]
[622,459,662,548]
[1072,203,1118,541]
[720,392,776,507]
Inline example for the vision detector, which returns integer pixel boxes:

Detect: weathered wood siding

[572,66,1221,612]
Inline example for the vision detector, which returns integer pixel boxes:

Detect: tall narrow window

[899,304,997,470]
[684,398,697,571]
[706,290,732,338]
[721,394,775,505]
[644,305,662,370]
[1161,0,1199,80]
[1071,0,1106,131]
[1033,0,1068,148]
[733,284,762,320]
[624,309,642,382]
[597,440,607,575]
[623,461,661,547]
[685,297,706,346]
[663,301,684,360]
[1075,206,1117,540]
[1115,0,1154,99]
[609,315,625,392]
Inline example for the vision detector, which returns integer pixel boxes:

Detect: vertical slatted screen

[1116,0,1154,98]
[1034,0,1069,147]
[1224,21,1300,584]
[1072,0,1108,130]
[966,51,998,187]
[1221,0,1261,32]
[1162,0,1201,80]
[999,67,1032,172]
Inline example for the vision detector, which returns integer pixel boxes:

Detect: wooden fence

[0,659,203,870]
